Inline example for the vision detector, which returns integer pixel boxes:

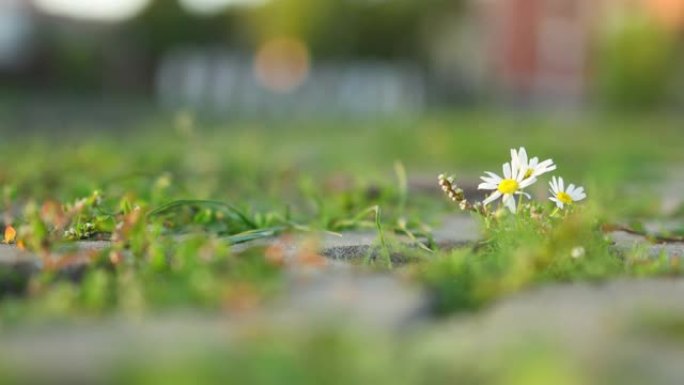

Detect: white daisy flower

[511,147,556,180]
[478,160,536,213]
[549,176,586,209]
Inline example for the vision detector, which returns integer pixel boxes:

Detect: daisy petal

[573,192,587,201]
[510,149,519,169]
[482,190,502,205]
[484,172,502,182]
[537,159,555,170]
[503,194,516,213]
[518,147,528,167]
[519,177,537,189]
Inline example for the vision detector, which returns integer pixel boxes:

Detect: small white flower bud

[571,246,585,259]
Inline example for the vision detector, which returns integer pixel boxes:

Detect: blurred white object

[32,0,150,22]
[179,0,268,15]
[0,0,33,69]
[156,48,425,118]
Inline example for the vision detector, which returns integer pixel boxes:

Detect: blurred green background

[2,1,684,384]
[2,0,684,109]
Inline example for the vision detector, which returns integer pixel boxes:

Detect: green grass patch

[0,110,683,318]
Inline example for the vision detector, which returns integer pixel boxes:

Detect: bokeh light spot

[254,37,310,93]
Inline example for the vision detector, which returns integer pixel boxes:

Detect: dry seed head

[438,173,464,203]
[439,174,487,215]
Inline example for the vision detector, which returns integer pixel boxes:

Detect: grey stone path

[1,211,684,383]
[2,214,682,273]
[422,278,684,385]
[611,230,684,259]
[1,214,683,318]
[2,278,684,384]
[227,215,480,262]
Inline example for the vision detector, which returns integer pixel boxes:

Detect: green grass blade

[148,199,258,229]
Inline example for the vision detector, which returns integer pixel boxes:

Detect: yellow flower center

[524,168,533,179]
[498,179,519,194]
[556,191,573,204]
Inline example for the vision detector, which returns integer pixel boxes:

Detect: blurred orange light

[3,225,16,244]
[254,37,310,93]
[645,0,684,29]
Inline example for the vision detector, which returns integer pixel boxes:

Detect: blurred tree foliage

[29,0,457,92]
[595,14,679,109]
[131,0,247,56]
[246,0,460,61]
[130,0,461,60]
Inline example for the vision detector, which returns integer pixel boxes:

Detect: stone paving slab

[0,245,41,296]
[0,243,98,296]
[610,230,684,259]
[0,216,475,299]
[0,213,682,384]
[228,215,480,262]
[277,264,428,328]
[423,278,684,385]
[0,261,430,382]
[2,216,684,281]
[658,166,684,215]
[2,278,684,384]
